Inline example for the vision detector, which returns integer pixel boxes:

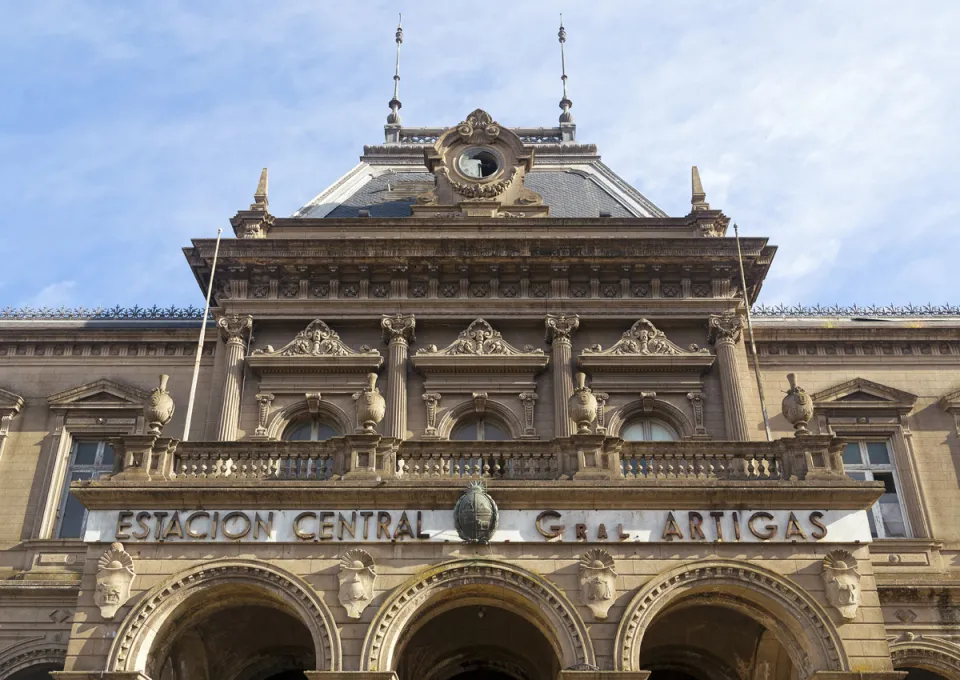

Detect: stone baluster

[708,312,749,441]
[216,314,253,441]
[545,314,580,438]
[381,314,416,440]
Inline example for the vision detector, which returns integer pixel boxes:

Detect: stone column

[545,314,580,438]
[708,312,749,441]
[381,314,416,440]
[216,314,253,441]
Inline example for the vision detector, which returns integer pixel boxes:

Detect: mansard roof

[293,128,667,219]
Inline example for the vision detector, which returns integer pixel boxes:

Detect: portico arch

[614,559,848,677]
[891,639,960,680]
[0,640,66,679]
[107,559,341,675]
[360,558,595,673]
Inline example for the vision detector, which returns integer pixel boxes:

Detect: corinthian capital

[708,312,744,345]
[217,314,253,343]
[545,314,580,344]
[381,314,416,345]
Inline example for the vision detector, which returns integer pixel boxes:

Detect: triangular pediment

[811,377,917,413]
[0,387,24,414]
[47,379,149,410]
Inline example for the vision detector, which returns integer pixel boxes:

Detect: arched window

[283,417,338,442]
[621,419,679,442]
[451,415,510,441]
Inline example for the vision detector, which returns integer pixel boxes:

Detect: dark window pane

[451,422,478,441]
[846,471,868,481]
[285,421,314,441]
[874,471,898,494]
[841,443,862,466]
[100,444,115,467]
[74,442,100,465]
[866,442,891,465]
[58,472,93,538]
[483,422,510,441]
[314,424,337,441]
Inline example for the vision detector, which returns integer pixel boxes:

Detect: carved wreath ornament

[583,319,707,356]
[254,319,378,357]
[417,318,542,356]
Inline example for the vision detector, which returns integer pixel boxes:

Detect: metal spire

[558,14,573,124]
[387,14,403,125]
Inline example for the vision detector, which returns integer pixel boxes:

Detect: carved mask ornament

[579,549,617,620]
[95,543,135,619]
[821,550,861,621]
[338,549,376,619]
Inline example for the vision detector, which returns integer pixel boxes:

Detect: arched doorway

[396,604,560,680]
[899,669,951,680]
[638,603,794,680]
[6,663,65,680]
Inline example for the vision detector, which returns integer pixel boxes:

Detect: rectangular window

[842,440,909,538]
[56,440,115,539]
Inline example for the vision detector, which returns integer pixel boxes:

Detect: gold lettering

[596,523,608,540]
[293,512,317,540]
[618,523,629,540]
[394,511,415,540]
[809,511,828,540]
[318,512,335,541]
[575,523,587,541]
[360,511,374,539]
[377,511,392,539]
[153,512,169,541]
[115,511,133,540]
[417,511,429,539]
[748,512,776,540]
[338,512,357,540]
[535,510,563,540]
[132,512,151,540]
[221,511,251,540]
[211,512,219,539]
[710,511,725,541]
[662,512,684,540]
[688,512,705,540]
[185,511,210,539]
[784,512,807,540]
[254,512,274,540]
[732,511,741,541]
[161,511,184,541]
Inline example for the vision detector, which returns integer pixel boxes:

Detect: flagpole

[735,223,772,442]
[182,228,222,442]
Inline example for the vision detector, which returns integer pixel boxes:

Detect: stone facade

[0,110,956,680]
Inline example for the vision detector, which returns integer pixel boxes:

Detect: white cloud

[19,281,77,309]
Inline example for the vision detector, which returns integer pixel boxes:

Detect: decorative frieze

[757,340,959,359]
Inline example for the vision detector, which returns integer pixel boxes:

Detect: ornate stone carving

[416,318,543,356]
[144,374,175,436]
[568,372,598,434]
[579,549,617,620]
[687,391,707,436]
[381,313,416,346]
[453,481,499,544]
[306,392,322,414]
[217,314,253,344]
[422,392,441,436]
[821,550,861,622]
[456,108,501,144]
[445,166,517,199]
[519,392,538,436]
[95,543,135,619]
[594,392,610,434]
[338,549,376,619]
[583,319,708,356]
[708,312,744,345]
[545,314,580,344]
[255,319,379,357]
[353,373,386,434]
[782,373,814,435]
[254,392,274,436]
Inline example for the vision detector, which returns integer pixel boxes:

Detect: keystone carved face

[338,549,376,619]
[578,549,617,620]
[95,543,135,619]
[822,550,861,621]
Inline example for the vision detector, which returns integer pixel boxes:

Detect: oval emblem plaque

[453,481,499,544]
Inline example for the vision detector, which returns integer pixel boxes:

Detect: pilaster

[381,314,416,440]
[709,312,749,441]
[215,314,253,441]
[545,314,580,438]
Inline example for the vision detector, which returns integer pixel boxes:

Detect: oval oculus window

[457,147,501,179]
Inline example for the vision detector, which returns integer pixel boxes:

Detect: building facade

[0,107,958,680]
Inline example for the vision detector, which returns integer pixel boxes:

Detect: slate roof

[293,131,667,219]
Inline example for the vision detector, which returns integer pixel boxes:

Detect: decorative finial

[251,168,268,211]
[558,15,573,124]
[691,166,709,211]
[387,14,403,125]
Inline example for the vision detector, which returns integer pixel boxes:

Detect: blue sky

[2,1,957,309]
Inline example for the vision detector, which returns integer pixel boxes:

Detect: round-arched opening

[457,147,501,179]
[396,604,560,680]
[145,585,316,680]
[621,418,679,442]
[899,669,951,680]
[639,603,794,680]
[283,416,338,441]
[7,662,65,680]
[451,415,510,441]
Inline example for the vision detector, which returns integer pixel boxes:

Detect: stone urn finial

[781,372,814,436]
[146,374,175,435]
[353,372,386,433]
[568,372,598,434]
